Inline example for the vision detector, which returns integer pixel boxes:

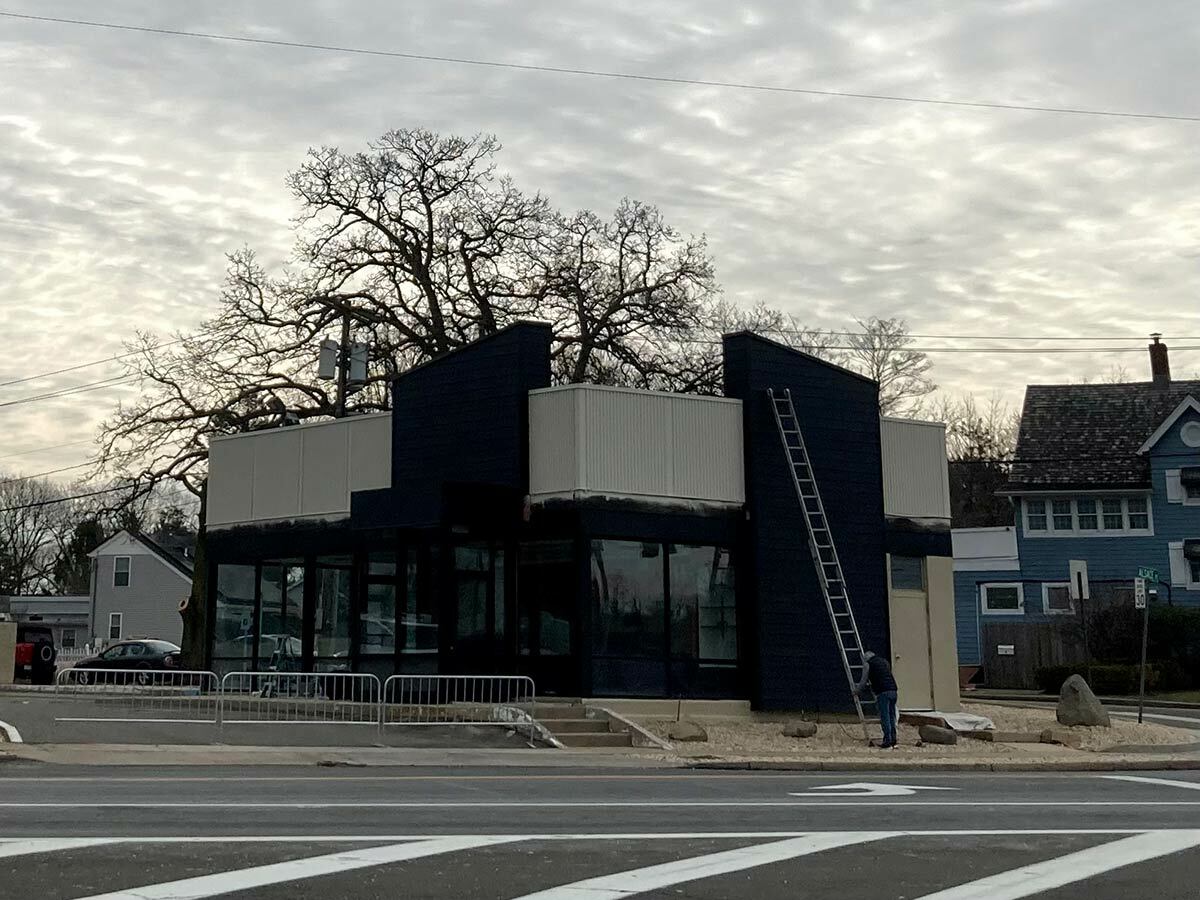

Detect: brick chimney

[1149,333,1171,387]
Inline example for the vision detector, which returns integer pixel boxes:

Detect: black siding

[723,332,890,712]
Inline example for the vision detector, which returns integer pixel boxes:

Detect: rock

[667,720,708,743]
[781,721,818,739]
[918,724,958,745]
[1056,674,1111,727]
[1040,728,1084,749]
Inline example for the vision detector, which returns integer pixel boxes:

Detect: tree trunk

[180,480,209,670]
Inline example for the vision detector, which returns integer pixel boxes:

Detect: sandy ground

[635,703,1198,760]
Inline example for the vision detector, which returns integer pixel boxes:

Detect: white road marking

[0,719,23,742]
[1102,775,1200,791]
[0,839,113,858]
[911,829,1200,899]
[510,831,896,899]
[72,836,516,900]
[5,800,1200,808]
[792,782,959,797]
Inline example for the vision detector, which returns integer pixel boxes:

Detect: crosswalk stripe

[911,829,1200,899]
[511,831,897,899]
[0,839,114,859]
[72,836,518,900]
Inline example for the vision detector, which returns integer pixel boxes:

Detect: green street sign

[1138,566,1159,582]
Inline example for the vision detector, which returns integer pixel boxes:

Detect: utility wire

[3,10,1200,123]
[0,375,139,410]
[0,439,93,461]
[0,339,182,389]
[0,462,93,486]
[0,484,133,513]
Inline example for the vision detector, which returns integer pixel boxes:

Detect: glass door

[447,543,508,673]
[257,561,304,671]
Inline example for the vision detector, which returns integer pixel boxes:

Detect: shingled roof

[1006,379,1200,492]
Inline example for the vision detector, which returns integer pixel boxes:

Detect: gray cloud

[1,0,1198,476]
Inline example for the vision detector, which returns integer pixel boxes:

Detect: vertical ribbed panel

[880,418,951,520]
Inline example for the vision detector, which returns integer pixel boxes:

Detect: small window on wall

[1051,499,1073,531]
[1044,583,1073,615]
[1026,499,1047,531]
[1127,497,1149,530]
[1076,498,1098,531]
[981,583,1023,614]
[113,556,131,587]
[889,556,925,592]
[108,612,123,640]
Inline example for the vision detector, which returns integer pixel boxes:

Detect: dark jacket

[860,654,897,695]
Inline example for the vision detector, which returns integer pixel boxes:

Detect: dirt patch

[633,703,1196,760]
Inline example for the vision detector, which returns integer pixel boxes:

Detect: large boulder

[918,724,958,745]
[667,720,708,742]
[1057,674,1111,727]
[781,721,818,739]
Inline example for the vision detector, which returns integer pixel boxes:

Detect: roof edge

[1137,395,1200,454]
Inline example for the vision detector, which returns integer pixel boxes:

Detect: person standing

[854,650,899,748]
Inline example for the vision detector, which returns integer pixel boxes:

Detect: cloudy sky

[2,0,1199,478]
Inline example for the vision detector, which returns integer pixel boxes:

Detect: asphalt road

[3,765,1200,898]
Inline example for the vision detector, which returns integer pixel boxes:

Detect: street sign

[997,644,1015,656]
[1138,566,1159,582]
[1134,577,1147,610]
[1069,559,1090,601]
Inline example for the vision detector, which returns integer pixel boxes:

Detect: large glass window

[402,547,437,654]
[258,561,304,668]
[590,540,666,659]
[213,564,256,662]
[314,557,351,667]
[670,545,736,662]
[454,544,490,647]
[517,541,575,657]
[360,552,397,657]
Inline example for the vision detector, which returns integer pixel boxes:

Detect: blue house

[953,338,1200,684]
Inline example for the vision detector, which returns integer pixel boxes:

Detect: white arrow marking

[789,782,961,797]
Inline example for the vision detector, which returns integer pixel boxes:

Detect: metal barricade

[54,668,220,724]
[218,671,382,728]
[381,675,537,741]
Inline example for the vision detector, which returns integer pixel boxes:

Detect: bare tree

[845,317,935,415]
[0,476,68,595]
[922,392,1021,527]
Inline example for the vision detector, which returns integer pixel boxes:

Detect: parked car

[71,639,182,685]
[14,623,56,685]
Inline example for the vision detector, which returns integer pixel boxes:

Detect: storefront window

[213,564,256,661]
[517,541,574,657]
[258,561,303,668]
[590,540,665,658]
[670,545,736,662]
[314,557,351,665]
[402,546,437,654]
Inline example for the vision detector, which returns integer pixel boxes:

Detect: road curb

[965,694,1200,711]
[686,758,1200,772]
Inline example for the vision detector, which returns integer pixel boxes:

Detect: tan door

[888,572,935,709]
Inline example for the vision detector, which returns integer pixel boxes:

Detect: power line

[0,484,132,513]
[0,462,93,486]
[0,339,183,389]
[0,439,93,461]
[4,10,1200,124]
[0,375,139,410]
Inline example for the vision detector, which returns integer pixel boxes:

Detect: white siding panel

[206,437,254,526]
[881,418,951,521]
[208,414,391,527]
[301,422,350,515]
[251,430,302,521]
[528,388,577,495]
[529,385,744,505]
[348,414,391,495]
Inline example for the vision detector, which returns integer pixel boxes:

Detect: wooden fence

[981,621,1087,690]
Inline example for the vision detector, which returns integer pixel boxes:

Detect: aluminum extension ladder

[768,387,878,743]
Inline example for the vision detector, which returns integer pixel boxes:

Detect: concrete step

[556,732,633,748]
[544,718,612,734]
[534,704,589,719]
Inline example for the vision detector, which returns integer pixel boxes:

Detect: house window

[890,556,926,592]
[1026,499,1048,531]
[1051,499,1073,531]
[1043,583,1073,615]
[1076,498,1098,531]
[113,556,131,587]
[108,612,123,640]
[1127,497,1150,530]
[981,583,1023,614]
[60,629,76,649]
[1192,559,1200,585]
[1183,468,1200,500]
[1101,499,1124,531]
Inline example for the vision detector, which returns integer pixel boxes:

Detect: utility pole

[319,311,367,419]
[335,312,351,419]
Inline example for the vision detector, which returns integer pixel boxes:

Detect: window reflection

[214,564,256,660]
[590,540,665,658]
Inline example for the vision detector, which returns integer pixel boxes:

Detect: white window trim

[1167,468,1200,506]
[1172,541,1200,590]
[981,582,1024,615]
[1042,582,1075,615]
[108,612,123,640]
[113,556,131,587]
[1022,496,1153,538]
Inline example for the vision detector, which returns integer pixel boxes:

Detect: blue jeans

[876,691,898,746]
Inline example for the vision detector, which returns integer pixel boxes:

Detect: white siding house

[89,531,193,645]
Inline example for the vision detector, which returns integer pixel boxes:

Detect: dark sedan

[71,639,183,685]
